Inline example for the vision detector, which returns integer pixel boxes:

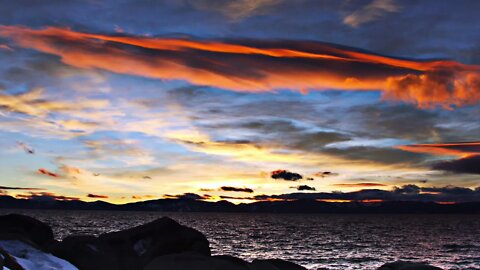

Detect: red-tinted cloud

[398,141,480,175]
[397,141,480,157]
[38,168,59,177]
[1,26,479,108]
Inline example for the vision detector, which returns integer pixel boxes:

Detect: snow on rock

[0,240,78,270]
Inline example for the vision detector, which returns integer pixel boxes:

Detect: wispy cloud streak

[1,26,479,108]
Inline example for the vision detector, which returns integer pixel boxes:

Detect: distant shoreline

[1,196,479,214]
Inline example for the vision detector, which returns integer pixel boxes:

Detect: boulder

[214,255,251,268]
[50,235,119,270]
[0,214,54,249]
[251,259,307,270]
[144,253,247,270]
[378,261,443,270]
[52,217,210,270]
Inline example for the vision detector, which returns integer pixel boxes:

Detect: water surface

[1,210,479,270]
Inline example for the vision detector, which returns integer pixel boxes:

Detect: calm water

[1,210,479,270]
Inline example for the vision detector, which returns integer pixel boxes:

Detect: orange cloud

[397,142,480,157]
[1,26,479,108]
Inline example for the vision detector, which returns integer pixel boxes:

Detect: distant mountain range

[1,195,479,213]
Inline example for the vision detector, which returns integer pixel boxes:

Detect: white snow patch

[0,240,78,270]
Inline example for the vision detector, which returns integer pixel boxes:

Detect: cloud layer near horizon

[1,26,479,109]
[398,141,480,174]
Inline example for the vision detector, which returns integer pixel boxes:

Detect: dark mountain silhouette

[1,195,479,213]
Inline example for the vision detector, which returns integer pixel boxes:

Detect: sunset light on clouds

[0,0,479,204]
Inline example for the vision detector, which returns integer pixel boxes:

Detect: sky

[0,0,479,204]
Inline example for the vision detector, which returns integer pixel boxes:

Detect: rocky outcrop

[50,217,210,270]
[0,214,55,249]
[144,253,308,270]
[144,253,248,270]
[378,261,443,270]
[251,259,308,270]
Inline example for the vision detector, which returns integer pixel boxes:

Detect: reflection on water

[1,210,479,270]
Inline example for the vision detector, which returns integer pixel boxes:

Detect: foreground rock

[144,253,248,270]
[144,253,308,270]
[378,261,443,270]
[50,217,210,270]
[0,214,55,249]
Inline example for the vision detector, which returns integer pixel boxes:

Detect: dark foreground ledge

[0,214,442,270]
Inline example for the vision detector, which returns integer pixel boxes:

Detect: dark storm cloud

[432,155,480,175]
[333,183,387,188]
[292,185,316,191]
[163,193,209,200]
[87,193,109,199]
[323,146,428,165]
[348,104,447,141]
[206,118,350,152]
[314,171,338,178]
[393,184,420,194]
[421,185,478,195]
[15,191,80,201]
[219,195,252,200]
[271,170,303,181]
[399,142,480,175]
[0,185,44,191]
[253,184,480,202]
[220,186,254,193]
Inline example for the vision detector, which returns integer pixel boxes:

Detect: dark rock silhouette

[144,253,248,270]
[50,235,119,270]
[378,261,443,270]
[251,259,308,270]
[0,214,54,248]
[50,217,210,270]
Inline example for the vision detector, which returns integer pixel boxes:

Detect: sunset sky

[0,0,479,204]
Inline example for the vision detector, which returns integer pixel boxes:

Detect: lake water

[1,210,479,269]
